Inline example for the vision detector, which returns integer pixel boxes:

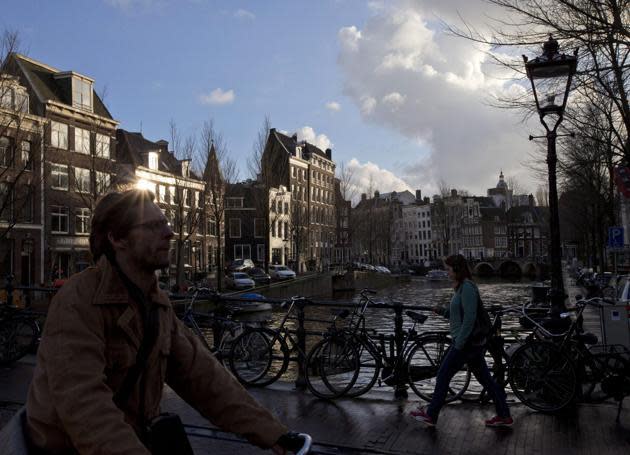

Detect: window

[168,186,175,204]
[0,86,28,113]
[51,122,68,149]
[74,127,90,154]
[226,197,244,208]
[95,134,110,158]
[0,137,11,167]
[148,151,159,170]
[229,218,241,238]
[51,206,69,233]
[95,172,110,194]
[74,168,91,193]
[21,141,32,170]
[0,182,13,222]
[284,202,289,214]
[51,164,69,190]
[271,221,276,237]
[234,244,251,260]
[75,208,91,234]
[157,185,165,203]
[254,219,265,238]
[72,78,93,111]
[257,244,265,262]
[207,217,217,236]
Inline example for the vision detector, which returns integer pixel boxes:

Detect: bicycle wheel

[0,317,38,365]
[407,333,471,403]
[508,341,577,412]
[304,337,360,399]
[229,328,289,387]
[344,337,381,398]
[459,341,509,403]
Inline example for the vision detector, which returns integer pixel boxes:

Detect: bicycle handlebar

[277,432,312,454]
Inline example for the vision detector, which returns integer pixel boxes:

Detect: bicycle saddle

[405,311,428,324]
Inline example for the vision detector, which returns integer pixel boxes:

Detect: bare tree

[448,0,630,161]
[247,114,272,180]
[1,31,43,278]
[535,185,549,207]
[165,123,203,289]
[336,160,358,203]
[198,119,237,290]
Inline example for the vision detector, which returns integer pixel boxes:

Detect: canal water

[199,275,534,395]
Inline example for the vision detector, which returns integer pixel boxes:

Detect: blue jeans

[427,345,510,423]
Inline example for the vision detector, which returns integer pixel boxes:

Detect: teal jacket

[438,279,479,350]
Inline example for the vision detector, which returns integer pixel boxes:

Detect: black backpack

[458,282,493,347]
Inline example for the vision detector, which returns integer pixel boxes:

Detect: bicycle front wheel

[305,337,360,399]
[407,333,471,403]
[0,317,38,365]
[229,328,289,387]
[508,341,577,412]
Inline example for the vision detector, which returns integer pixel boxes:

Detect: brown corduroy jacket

[26,256,287,454]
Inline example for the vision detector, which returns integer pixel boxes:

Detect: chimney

[529,194,535,207]
[291,133,298,142]
[451,189,458,197]
[374,190,380,198]
[325,148,332,159]
[270,127,276,133]
[416,189,422,201]
[392,191,398,201]
[361,193,367,201]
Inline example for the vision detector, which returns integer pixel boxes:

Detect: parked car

[375,265,392,274]
[225,272,255,290]
[269,264,296,280]
[247,267,271,285]
[226,258,255,272]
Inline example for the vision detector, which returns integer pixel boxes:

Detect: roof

[116,129,198,178]
[271,129,331,161]
[11,53,114,120]
[507,205,548,224]
[480,207,506,221]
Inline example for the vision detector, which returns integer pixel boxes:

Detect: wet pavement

[2,357,629,454]
[2,273,630,453]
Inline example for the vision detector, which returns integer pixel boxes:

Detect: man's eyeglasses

[130,219,171,232]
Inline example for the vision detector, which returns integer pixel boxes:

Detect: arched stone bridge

[469,258,549,279]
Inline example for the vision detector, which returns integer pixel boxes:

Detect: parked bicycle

[179,287,245,364]
[305,289,471,401]
[508,296,630,420]
[0,304,41,365]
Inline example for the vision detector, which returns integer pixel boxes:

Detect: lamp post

[523,35,578,315]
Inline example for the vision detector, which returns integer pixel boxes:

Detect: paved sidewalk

[2,358,629,454]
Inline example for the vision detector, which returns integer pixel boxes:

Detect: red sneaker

[485,416,514,428]
[410,407,435,427]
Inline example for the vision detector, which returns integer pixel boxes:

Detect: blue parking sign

[608,227,624,249]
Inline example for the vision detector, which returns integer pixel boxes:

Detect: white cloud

[360,96,377,115]
[337,0,537,195]
[338,26,362,52]
[325,101,341,112]
[295,126,333,151]
[381,92,405,110]
[234,8,255,20]
[199,88,235,105]
[344,158,413,204]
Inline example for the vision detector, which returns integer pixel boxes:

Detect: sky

[3,0,548,201]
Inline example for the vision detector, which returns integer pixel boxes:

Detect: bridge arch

[498,260,522,278]
[473,262,495,277]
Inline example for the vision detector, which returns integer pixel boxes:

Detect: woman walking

[410,254,513,428]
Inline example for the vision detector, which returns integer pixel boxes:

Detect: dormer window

[148,151,159,170]
[72,77,93,112]
[295,146,302,158]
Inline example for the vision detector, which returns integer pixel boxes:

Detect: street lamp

[523,35,578,314]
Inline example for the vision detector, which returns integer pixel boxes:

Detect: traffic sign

[608,226,624,249]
